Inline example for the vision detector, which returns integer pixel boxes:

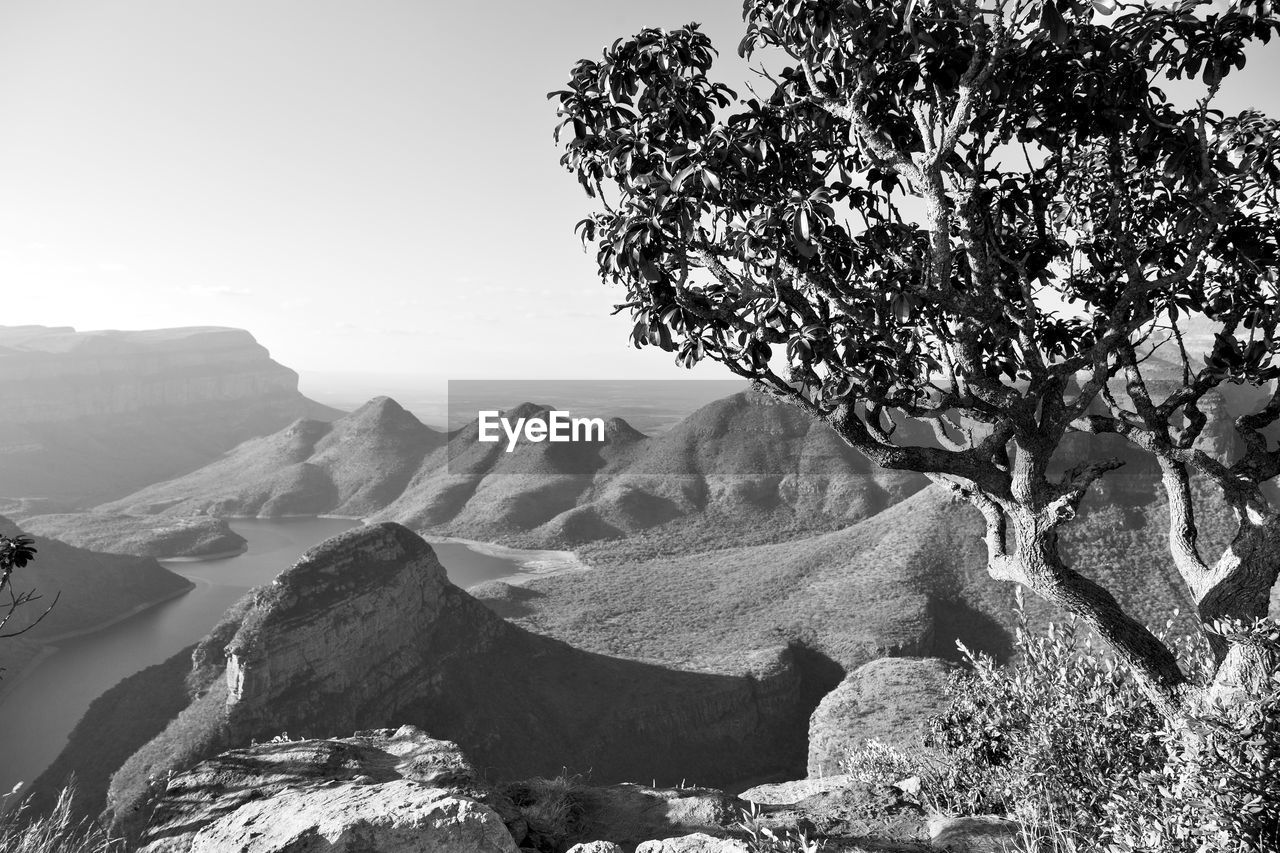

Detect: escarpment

[106,523,843,835]
[0,325,338,502]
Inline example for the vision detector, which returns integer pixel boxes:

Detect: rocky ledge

[136,726,1016,853]
[136,726,520,853]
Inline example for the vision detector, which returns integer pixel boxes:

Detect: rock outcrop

[634,835,749,853]
[106,524,842,834]
[136,726,519,853]
[0,325,338,503]
[499,780,734,852]
[17,513,246,559]
[926,814,1020,852]
[807,658,954,778]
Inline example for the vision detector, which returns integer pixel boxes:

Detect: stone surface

[742,778,927,847]
[634,834,749,853]
[808,657,954,778]
[569,784,732,849]
[566,843,625,853]
[926,814,1020,853]
[135,726,519,853]
[739,775,854,806]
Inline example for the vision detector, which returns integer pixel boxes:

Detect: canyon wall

[0,326,339,503]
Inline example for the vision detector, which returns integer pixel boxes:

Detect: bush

[499,774,587,852]
[926,595,1280,853]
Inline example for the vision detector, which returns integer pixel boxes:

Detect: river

[0,517,550,795]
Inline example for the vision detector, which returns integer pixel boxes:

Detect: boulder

[168,783,517,853]
[566,843,625,853]
[738,775,854,805]
[808,657,953,777]
[634,834,749,853]
[927,814,1020,852]
[135,726,521,853]
[501,780,733,851]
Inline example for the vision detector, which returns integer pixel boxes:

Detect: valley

[0,517,568,800]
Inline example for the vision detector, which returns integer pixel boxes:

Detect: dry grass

[0,785,122,853]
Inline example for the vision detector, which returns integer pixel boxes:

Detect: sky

[1,1,1277,388]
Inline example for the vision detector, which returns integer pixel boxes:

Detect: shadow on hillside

[927,596,1014,664]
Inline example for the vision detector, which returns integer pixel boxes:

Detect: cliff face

[107,524,840,830]
[0,326,339,503]
[0,326,301,423]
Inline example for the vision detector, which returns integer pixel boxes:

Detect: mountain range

[96,391,930,553]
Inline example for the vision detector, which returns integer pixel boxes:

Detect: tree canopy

[553,0,1280,715]
[0,533,49,646]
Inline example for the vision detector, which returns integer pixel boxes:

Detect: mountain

[102,397,445,518]
[102,524,844,834]
[103,391,930,551]
[0,325,340,504]
[0,515,195,688]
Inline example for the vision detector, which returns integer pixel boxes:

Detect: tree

[0,534,53,649]
[552,0,1280,719]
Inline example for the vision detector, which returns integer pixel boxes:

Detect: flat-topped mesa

[0,325,339,503]
[0,326,300,424]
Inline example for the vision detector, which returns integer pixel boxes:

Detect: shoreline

[159,542,249,563]
[421,533,589,584]
[0,581,195,703]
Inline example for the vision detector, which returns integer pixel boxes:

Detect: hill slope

[102,397,444,518]
[472,482,1199,673]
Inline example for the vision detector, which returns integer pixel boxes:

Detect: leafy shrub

[1103,619,1280,853]
[0,785,122,853]
[926,595,1280,853]
[838,739,924,786]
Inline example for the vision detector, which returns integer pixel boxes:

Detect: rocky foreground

[132,724,1018,853]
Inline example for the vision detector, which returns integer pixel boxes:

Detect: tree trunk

[1010,515,1192,718]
